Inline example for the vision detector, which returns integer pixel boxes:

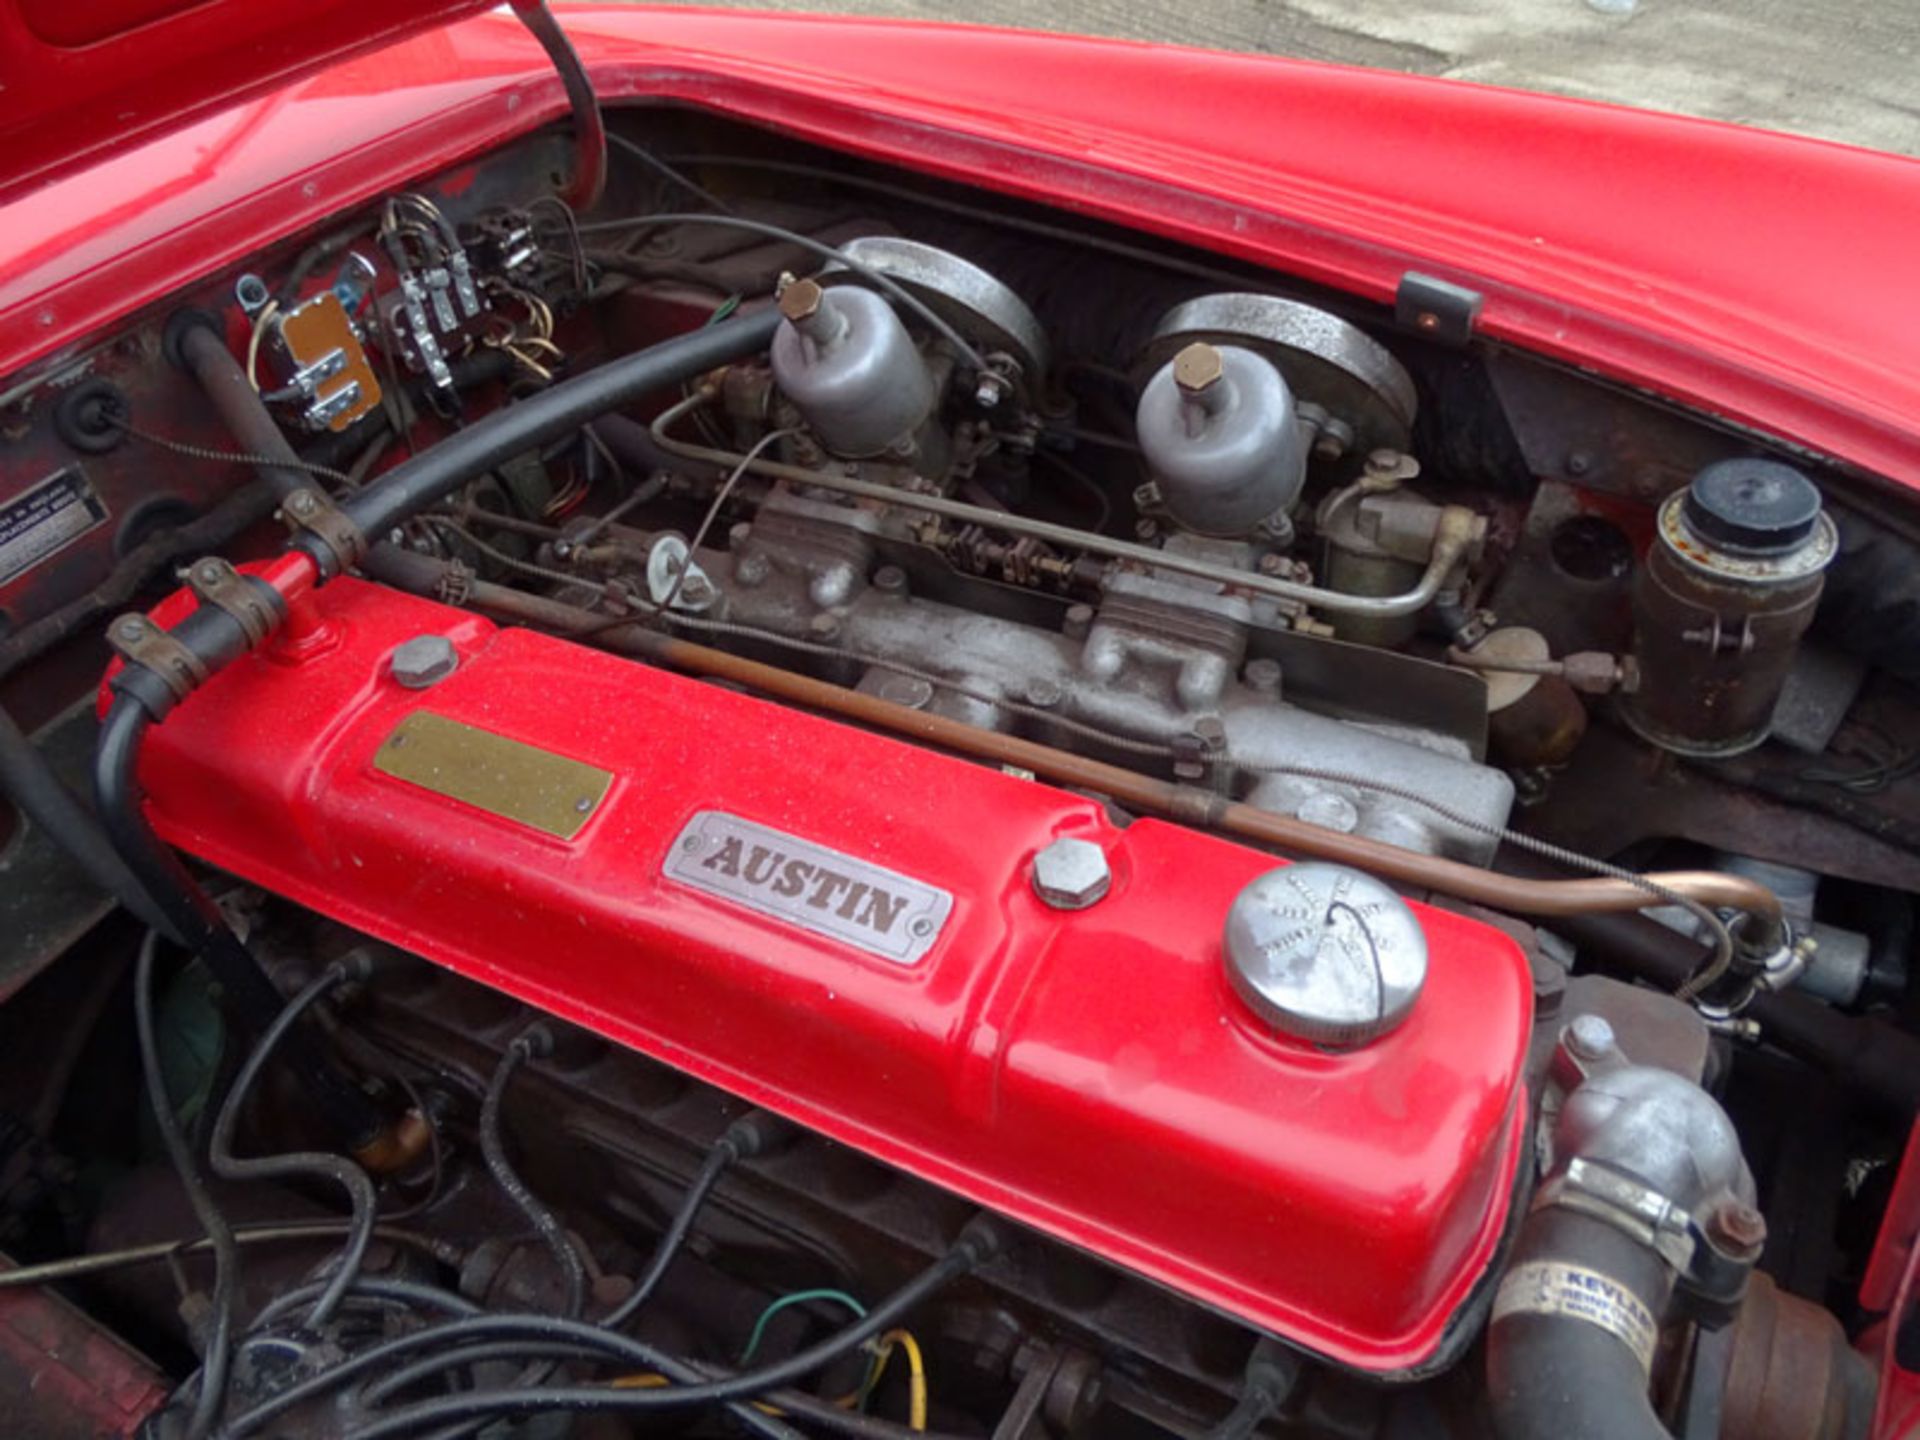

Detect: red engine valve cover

[125,577,1532,1373]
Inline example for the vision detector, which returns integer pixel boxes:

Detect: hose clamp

[1694,922,1806,1019]
[1534,1156,1697,1273]
[106,613,209,702]
[183,557,279,648]
[435,558,475,607]
[1535,1156,1759,1327]
[279,487,367,572]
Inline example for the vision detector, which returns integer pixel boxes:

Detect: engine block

[126,577,1534,1373]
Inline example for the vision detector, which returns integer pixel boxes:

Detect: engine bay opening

[0,92,1916,1440]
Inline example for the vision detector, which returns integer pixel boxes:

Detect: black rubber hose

[96,695,384,1147]
[338,1228,995,1439]
[510,0,606,212]
[1487,1209,1673,1440]
[136,933,238,1440]
[478,1032,585,1318]
[175,322,308,499]
[208,959,378,1327]
[296,351,518,473]
[0,706,175,937]
[0,470,281,949]
[588,411,677,478]
[317,308,778,559]
[1502,861,1920,1116]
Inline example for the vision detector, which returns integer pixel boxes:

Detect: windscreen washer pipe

[365,546,1783,933]
[648,392,1478,620]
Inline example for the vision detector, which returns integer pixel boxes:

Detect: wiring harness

[107,933,993,1439]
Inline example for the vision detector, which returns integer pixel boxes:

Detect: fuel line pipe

[1496,861,1920,1116]
[362,545,1783,934]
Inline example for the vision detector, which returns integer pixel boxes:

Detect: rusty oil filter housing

[1623,458,1836,756]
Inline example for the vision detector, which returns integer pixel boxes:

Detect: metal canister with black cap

[1623,457,1837,755]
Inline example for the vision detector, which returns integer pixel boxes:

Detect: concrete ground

[641,0,1920,158]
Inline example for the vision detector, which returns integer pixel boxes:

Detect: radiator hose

[1487,1063,1756,1440]
[1488,1208,1676,1440]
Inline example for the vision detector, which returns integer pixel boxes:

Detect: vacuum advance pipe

[366,547,1783,932]
[648,393,1477,620]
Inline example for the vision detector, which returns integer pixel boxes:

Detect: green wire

[738,1287,868,1365]
[704,294,742,328]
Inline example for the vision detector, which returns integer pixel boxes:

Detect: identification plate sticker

[664,811,953,965]
[0,466,108,587]
[1491,1260,1659,1374]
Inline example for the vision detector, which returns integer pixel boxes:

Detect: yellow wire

[876,1329,928,1431]
[245,300,280,392]
[611,1329,927,1429]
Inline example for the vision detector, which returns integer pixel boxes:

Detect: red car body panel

[9,0,1920,1409]
[2,6,1919,493]
[0,0,494,202]
[126,574,1534,1374]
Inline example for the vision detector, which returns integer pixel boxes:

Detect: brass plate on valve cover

[373,712,612,840]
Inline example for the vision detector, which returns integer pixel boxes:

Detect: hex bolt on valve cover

[1031,837,1111,910]
[389,634,459,689]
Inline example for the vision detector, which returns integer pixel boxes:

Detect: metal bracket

[990,1344,1103,1440]
[184,557,279,648]
[279,488,367,572]
[1534,1156,1757,1329]
[1396,272,1484,348]
[107,614,209,702]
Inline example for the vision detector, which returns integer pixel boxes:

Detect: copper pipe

[364,546,1784,931]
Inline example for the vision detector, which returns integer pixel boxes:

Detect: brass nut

[1172,341,1224,395]
[779,278,824,323]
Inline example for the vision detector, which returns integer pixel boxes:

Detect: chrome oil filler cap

[1224,863,1428,1047]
